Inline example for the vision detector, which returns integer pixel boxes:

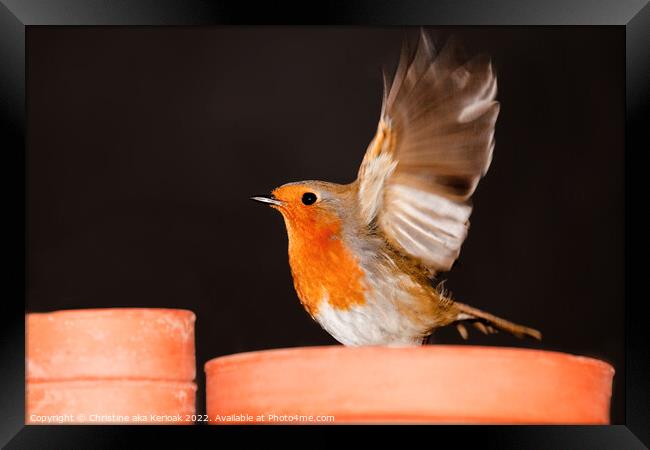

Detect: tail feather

[453,302,542,341]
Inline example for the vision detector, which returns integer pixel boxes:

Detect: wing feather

[357,30,500,273]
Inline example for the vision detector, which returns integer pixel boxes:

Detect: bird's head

[251,181,355,242]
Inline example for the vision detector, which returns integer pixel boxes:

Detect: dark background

[27,27,625,422]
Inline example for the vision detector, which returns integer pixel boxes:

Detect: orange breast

[286,217,367,317]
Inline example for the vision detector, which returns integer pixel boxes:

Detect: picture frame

[1,0,646,447]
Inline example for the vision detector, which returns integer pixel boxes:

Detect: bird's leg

[422,333,435,345]
[456,322,469,339]
[453,302,542,341]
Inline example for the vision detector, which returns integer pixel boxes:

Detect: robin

[251,31,541,346]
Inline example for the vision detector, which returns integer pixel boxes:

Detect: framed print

[1,0,647,447]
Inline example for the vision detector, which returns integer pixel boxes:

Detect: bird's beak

[250,194,283,207]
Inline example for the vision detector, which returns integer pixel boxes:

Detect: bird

[251,30,541,346]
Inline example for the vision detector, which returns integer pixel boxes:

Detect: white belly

[313,272,435,346]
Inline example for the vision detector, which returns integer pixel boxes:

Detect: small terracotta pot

[205,346,614,424]
[26,380,196,424]
[27,308,196,381]
[26,308,197,424]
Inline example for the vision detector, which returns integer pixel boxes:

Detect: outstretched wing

[357,31,499,274]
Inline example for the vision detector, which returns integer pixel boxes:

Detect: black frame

[2,1,647,447]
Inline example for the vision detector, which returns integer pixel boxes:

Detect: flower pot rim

[26,307,196,320]
[204,345,614,375]
[27,379,198,389]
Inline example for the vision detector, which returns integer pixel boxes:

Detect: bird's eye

[301,192,317,205]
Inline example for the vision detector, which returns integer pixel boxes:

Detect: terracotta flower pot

[26,380,196,424]
[205,346,614,424]
[26,308,197,424]
[27,308,196,380]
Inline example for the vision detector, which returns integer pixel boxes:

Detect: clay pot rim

[27,379,198,389]
[27,307,196,321]
[204,345,614,375]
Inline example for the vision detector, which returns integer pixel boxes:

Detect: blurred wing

[357,31,499,274]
